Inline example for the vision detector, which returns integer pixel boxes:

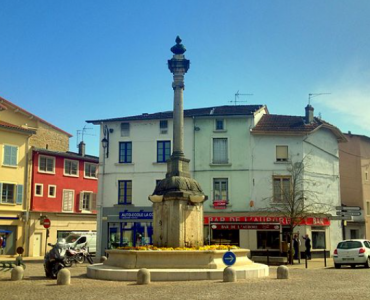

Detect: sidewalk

[281,258,334,269]
[0,255,44,263]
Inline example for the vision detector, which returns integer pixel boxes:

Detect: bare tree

[262,155,333,264]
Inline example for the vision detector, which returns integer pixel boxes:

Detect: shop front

[102,207,153,252]
[0,214,23,256]
[204,214,331,258]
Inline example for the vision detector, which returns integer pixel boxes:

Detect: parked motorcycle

[44,241,68,279]
[64,246,94,266]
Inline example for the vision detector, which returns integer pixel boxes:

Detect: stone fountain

[87,37,269,281]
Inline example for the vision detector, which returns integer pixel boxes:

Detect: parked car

[333,239,370,268]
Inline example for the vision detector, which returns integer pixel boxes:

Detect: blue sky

[1,1,369,156]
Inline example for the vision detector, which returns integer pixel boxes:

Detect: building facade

[88,104,345,257]
[339,133,370,240]
[28,145,98,256]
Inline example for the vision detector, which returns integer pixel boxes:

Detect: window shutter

[213,139,228,164]
[11,147,18,166]
[16,185,23,205]
[3,145,11,165]
[79,192,84,211]
[91,193,97,210]
[0,182,2,203]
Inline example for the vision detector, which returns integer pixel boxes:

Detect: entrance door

[33,233,42,257]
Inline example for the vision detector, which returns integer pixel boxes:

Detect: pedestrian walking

[303,234,311,260]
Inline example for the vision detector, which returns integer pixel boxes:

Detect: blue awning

[0,229,12,234]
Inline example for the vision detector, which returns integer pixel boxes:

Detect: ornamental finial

[170,36,186,55]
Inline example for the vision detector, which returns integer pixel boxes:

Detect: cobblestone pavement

[1,260,369,300]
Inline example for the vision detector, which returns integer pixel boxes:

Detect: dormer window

[160,120,168,134]
[276,145,288,162]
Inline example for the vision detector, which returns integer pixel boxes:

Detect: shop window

[257,231,280,249]
[211,229,239,246]
[312,229,326,249]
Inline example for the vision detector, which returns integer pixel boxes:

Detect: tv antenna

[308,93,331,105]
[76,125,95,148]
[229,91,253,105]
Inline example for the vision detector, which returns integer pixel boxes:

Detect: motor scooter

[44,241,68,279]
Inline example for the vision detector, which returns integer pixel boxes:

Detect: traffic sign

[223,251,236,266]
[43,218,51,229]
[335,206,361,211]
[329,216,353,221]
[336,211,361,217]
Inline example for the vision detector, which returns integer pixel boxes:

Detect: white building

[87,104,346,257]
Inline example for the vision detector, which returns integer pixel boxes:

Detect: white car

[333,239,370,269]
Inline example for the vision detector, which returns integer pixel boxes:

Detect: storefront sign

[204,216,330,226]
[119,210,153,220]
[211,223,281,230]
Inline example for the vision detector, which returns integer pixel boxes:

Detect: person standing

[293,234,300,260]
[303,234,311,260]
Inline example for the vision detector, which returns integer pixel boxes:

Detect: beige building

[339,132,370,240]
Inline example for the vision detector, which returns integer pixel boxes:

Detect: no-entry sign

[43,218,51,229]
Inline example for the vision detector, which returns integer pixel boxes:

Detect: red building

[28,142,98,256]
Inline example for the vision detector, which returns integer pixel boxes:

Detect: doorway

[33,233,42,257]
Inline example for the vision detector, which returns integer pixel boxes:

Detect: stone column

[149,37,207,248]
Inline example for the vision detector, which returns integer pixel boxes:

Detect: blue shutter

[16,184,23,205]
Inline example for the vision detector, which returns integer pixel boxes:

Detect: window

[160,120,168,134]
[64,159,79,176]
[62,189,74,212]
[312,228,326,249]
[121,123,130,137]
[257,231,280,249]
[213,178,228,201]
[215,119,224,131]
[276,146,288,162]
[119,142,132,163]
[79,191,96,211]
[273,176,291,203]
[39,155,55,173]
[35,184,43,196]
[1,183,16,204]
[118,180,132,204]
[48,185,56,198]
[213,138,228,164]
[367,202,370,216]
[157,141,171,163]
[84,163,97,179]
[2,145,18,166]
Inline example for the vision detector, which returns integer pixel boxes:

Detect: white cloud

[314,60,370,132]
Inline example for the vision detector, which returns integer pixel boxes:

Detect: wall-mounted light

[102,124,111,158]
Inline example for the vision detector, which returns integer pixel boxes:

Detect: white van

[64,232,97,254]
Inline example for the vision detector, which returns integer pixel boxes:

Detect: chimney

[305,105,314,124]
[78,141,86,157]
